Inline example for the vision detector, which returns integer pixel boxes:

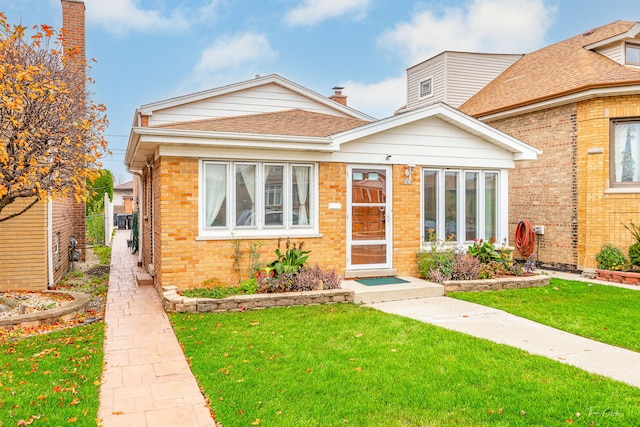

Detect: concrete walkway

[98,230,215,426]
[369,294,640,389]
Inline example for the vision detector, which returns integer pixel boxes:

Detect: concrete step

[341,277,444,304]
[343,268,397,279]
[133,268,154,286]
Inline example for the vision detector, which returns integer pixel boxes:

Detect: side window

[611,118,640,186]
[625,43,640,66]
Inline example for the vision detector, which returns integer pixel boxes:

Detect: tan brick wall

[577,95,640,269]
[487,104,579,270]
[51,196,85,283]
[149,158,434,290]
[0,199,48,290]
[392,165,421,276]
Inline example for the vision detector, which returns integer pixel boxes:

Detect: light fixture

[405,162,415,176]
[403,162,416,185]
[385,154,392,161]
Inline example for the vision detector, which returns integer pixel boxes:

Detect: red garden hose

[515,219,535,258]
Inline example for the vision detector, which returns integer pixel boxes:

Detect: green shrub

[293,264,341,291]
[596,244,627,271]
[417,249,455,282]
[629,242,640,267]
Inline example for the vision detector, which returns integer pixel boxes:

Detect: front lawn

[171,304,640,426]
[0,323,104,425]
[449,278,640,352]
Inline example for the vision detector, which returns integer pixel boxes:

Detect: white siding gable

[595,42,624,64]
[406,52,522,110]
[148,83,354,126]
[332,116,516,169]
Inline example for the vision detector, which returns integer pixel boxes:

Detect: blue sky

[3,0,639,182]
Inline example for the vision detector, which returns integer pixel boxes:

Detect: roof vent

[583,28,595,36]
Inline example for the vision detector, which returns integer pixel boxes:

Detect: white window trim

[198,160,319,239]
[420,168,504,248]
[625,42,640,66]
[419,76,434,99]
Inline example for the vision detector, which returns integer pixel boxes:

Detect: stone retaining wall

[163,286,354,313]
[596,269,640,286]
[0,291,89,329]
[442,275,550,293]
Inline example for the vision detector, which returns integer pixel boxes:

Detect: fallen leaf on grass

[67,416,78,422]
[251,419,260,425]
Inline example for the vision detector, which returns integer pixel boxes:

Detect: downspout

[47,199,54,288]
[131,170,144,266]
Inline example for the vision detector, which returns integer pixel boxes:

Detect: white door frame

[346,165,393,270]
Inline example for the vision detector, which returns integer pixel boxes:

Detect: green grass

[92,245,111,266]
[449,278,640,352]
[171,304,640,426]
[181,279,258,299]
[0,323,104,425]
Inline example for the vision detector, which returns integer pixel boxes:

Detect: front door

[347,166,392,269]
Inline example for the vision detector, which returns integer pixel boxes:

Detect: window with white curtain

[611,118,640,186]
[422,168,499,244]
[202,161,314,234]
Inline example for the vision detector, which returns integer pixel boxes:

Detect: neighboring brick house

[125,74,539,290]
[0,0,87,291]
[455,20,640,272]
[113,180,133,215]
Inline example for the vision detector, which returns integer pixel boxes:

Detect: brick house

[0,0,87,291]
[455,20,640,272]
[125,74,539,290]
[113,180,134,215]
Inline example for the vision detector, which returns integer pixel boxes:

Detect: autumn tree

[0,12,109,222]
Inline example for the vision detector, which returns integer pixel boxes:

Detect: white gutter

[47,199,54,288]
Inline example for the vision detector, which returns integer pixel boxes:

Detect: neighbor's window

[626,43,640,66]
[203,161,314,234]
[423,168,499,243]
[419,77,433,98]
[611,118,640,186]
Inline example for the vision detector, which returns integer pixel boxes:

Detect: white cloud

[185,32,277,89]
[378,0,556,66]
[341,76,406,119]
[284,0,372,27]
[84,0,221,35]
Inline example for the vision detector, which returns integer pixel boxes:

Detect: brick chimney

[61,0,87,262]
[61,0,85,75]
[329,86,347,106]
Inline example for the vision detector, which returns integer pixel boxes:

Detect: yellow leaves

[251,419,260,425]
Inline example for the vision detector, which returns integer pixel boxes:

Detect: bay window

[202,161,314,235]
[423,168,499,244]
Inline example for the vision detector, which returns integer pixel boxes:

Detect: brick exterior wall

[392,165,421,276]
[0,200,47,291]
[147,158,427,290]
[486,104,579,270]
[52,196,86,282]
[577,95,640,269]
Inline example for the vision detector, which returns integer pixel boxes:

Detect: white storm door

[347,166,392,269]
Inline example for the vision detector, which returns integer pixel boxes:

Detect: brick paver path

[99,230,215,426]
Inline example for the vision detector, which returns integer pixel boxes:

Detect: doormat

[355,277,410,286]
